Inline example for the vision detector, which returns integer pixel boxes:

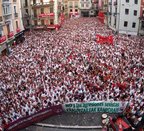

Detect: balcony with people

[31,0,54,8]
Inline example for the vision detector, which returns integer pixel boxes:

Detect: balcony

[31,15,38,20]
[31,1,54,8]
[113,2,117,6]
[2,0,10,3]
[8,31,14,38]
[113,13,117,16]
[69,5,73,8]
[14,13,18,18]
[3,12,12,17]
[109,2,112,5]
[3,15,11,21]
[38,13,54,18]
[104,4,108,7]
[139,16,144,21]
[23,14,31,18]
[0,35,6,44]
[16,28,20,33]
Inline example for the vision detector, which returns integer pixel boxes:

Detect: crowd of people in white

[0,18,143,127]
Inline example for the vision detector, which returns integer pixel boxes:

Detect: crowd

[0,17,143,128]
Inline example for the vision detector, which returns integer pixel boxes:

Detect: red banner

[39,13,54,18]
[98,11,105,24]
[8,32,14,38]
[96,34,113,45]
[16,28,21,33]
[0,35,6,44]
[60,13,65,23]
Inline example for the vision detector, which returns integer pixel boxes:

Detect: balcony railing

[109,2,112,5]
[8,31,14,38]
[139,16,144,20]
[2,0,10,2]
[38,13,54,18]
[14,13,18,17]
[23,14,31,18]
[3,12,12,17]
[114,2,117,6]
[0,35,6,44]
[31,1,54,8]
[16,28,20,33]
[113,13,117,16]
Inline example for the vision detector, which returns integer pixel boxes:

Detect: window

[3,5,11,15]
[33,0,36,4]
[70,9,72,12]
[69,2,72,7]
[6,24,10,33]
[75,9,78,12]
[75,2,78,7]
[34,9,37,17]
[25,9,28,14]
[50,19,54,25]
[50,7,53,13]
[141,21,144,29]
[132,22,136,28]
[126,0,129,2]
[125,9,129,14]
[41,8,44,13]
[14,6,16,13]
[133,10,137,16]
[134,0,138,4]
[86,4,89,7]
[25,0,28,6]
[0,27,2,37]
[16,21,18,28]
[81,4,84,7]
[114,18,116,27]
[27,20,30,26]
[34,20,37,25]
[142,10,144,16]
[41,20,44,25]
[124,21,128,27]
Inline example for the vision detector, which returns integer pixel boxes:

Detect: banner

[63,101,128,113]
[5,105,63,131]
[98,11,105,24]
[96,34,113,45]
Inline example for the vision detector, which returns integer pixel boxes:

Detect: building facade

[21,0,32,30]
[79,0,98,17]
[0,0,24,55]
[61,0,68,18]
[68,0,79,18]
[79,0,92,17]
[30,0,62,30]
[100,0,108,25]
[108,0,141,35]
[138,0,144,35]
